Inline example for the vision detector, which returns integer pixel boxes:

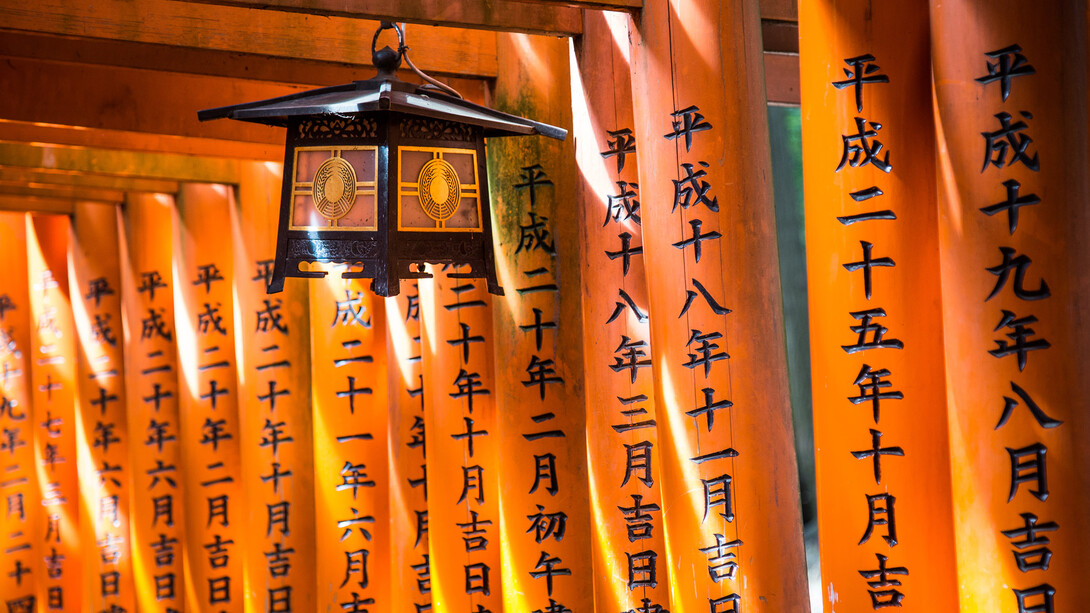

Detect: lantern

[198,22,565,296]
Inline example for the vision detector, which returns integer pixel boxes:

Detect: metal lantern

[198,22,565,296]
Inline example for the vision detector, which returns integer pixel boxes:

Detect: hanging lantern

[198,22,565,296]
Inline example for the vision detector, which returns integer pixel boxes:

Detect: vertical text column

[932,2,1090,610]
[629,0,810,609]
[121,193,186,612]
[174,184,244,611]
[490,32,594,613]
[571,11,672,613]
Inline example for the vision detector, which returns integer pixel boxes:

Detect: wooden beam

[0,195,75,215]
[760,0,797,21]
[0,182,125,203]
[0,141,244,184]
[0,56,296,147]
[0,0,498,78]
[765,52,800,105]
[0,121,281,161]
[508,0,640,11]
[172,0,582,36]
[762,19,798,53]
[0,31,495,87]
[0,167,179,194]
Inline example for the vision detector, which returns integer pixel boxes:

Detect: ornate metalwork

[313,157,358,221]
[298,117,378,140]
[418,158,461,222]
[400,118,475,142]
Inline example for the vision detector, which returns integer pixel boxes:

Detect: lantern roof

[198,74,566,141]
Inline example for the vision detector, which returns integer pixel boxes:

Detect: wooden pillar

[420,266,502,613]
[797,2,961,610]
[120,193,187,613]
[234,163,318,613]
[0,212,37,611]
[173,184,244,611]
[309,272,390,610]
[571,11,672,612]
[629,0,810,609]
[387,283,430,613]
[71,201,135,613]
[931,1,1090,610]
[26,213,80,612]
[488,32,594,613]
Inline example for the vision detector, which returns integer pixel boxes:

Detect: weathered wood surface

[172,0,582,36]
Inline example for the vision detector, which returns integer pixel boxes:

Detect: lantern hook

[372,21,464,100]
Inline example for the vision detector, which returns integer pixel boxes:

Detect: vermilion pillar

[27,213,80,613]
[121,193,187,613]
[174,184,244,611]
[571,11,672,612]
[488,32,594,613]
[0,212,37,610]
[932,2,1090,610]
[798,2,961,610]
[234,164,318,613]
[629,0,810,609]
[310,272,389,610]
[420,266,502,613]
[71,201,135,613]
[387,283,430,613]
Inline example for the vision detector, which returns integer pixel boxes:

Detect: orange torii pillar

[571,11,672,613]
[932,2,1090,610]
[71,201,135,613]
[387,283,431,613]
[173,184,245,611]
[0,212,37,611]
[488,32,594,613]
[234,164,318,613]
[629,0,810,610]
[121,193,187,613]
[310,273,390,611]
[798,2,961,610]
[419,266,502,613]
[27,213,81,612]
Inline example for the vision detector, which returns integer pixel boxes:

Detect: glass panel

[295,150,324,183]
[400,150,432,183]
[444,152,476,184]
[292,194,325,228]
[339,194,376,228]
[444,197,479,229]
[341,148,377,182]
[400,194,433,229]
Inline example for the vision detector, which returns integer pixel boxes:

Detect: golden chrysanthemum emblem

[313,156,357,221]
[418,158,461,222]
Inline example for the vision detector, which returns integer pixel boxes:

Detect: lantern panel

[290,146,378,230]
[397,146,482,232]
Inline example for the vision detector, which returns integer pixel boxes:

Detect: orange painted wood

[798,2,961,609]
[173,183,245,611]
[309,272,390,610]
[570,10,673,612]
[931,1,1090,609]
[629,0,810,609]
[0,0,499,78]
[419,266,503,612]
[0,212,37,609]
[174,0,583,36]
[487,32,594,613]
[233,163,318,612]
[71,202,136,612]
[120,192,187,613]
[386,284,431,613]
[26,213,81,612]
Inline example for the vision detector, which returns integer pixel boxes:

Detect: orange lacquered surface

[174,183,244,611]
[572,11,672,613]
[629,0,809,609]
[121,193,187,613]
[798,1,962,610]
[932,1,1090,610]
